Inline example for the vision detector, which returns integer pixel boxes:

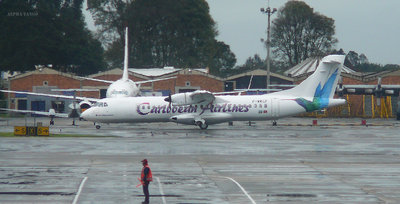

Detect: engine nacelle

[169,114,196,125]
[164,90,214,106]
[170,93,194,106]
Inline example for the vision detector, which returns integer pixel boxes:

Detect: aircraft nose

[80,108,93,120]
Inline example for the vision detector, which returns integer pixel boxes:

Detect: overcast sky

[84,0,400,66]
[206,0,400,65]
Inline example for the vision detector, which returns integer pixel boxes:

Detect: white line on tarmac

[219,176,256,204]
[72,176,88,204]
[155,177,167,204]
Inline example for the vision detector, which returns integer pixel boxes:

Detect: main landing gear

[195,121,208,129]
[272,120,277,126]
[95,123,101,129]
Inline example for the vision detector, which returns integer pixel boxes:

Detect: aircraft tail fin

[276,55,345,99]
[122,27,129,81]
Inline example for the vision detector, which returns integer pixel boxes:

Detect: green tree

[244,54,266,71]
[345,51,360,68]
[359,54,368,64]
[0,0,106,75]
[270,1,337,67]
[88,0,236,76]
[344,51,399,73]
[206,41,236,76]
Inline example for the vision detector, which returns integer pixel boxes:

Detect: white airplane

[81,54,346,129]
[77,27,175,99]
[1,27,173,124]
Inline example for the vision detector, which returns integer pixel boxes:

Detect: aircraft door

[270,98,280,118]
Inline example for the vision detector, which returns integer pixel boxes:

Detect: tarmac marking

[219,176,256,204]
[72,176,88,204]
[155,177,167,204]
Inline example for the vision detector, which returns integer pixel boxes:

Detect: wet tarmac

[0,117,400,203]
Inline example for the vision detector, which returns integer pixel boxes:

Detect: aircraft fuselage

[82,94,328,125]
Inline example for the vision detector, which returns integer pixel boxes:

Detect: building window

[185,81,191,86]
[43,81,48,86]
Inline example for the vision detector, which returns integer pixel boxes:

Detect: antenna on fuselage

[122,27,129,81]
[239,74,254,96]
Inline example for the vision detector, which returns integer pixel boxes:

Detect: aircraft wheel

[272,120,277,126]
[50,121,54,125]
[200,123,208,129]
[196,121,208,129]
[95,125,101,129]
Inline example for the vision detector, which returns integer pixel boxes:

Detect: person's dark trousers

[142,181,150,203]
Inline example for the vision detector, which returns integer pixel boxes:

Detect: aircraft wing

[0,108,69,118]
[0,90,100,102]
[135,76,176,85]
[77,76,114,84]
[190,90,215,104]
[77,76,176,85]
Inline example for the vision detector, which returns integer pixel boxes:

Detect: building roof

[284,57,357,77]
[9,68,79,80]
[225,69,294,82]
[88,68,124,78]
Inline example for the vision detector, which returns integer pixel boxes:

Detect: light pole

[260,5,277,92]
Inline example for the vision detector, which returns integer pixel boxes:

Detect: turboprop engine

[164,90,214,106]
[79,101,93,112]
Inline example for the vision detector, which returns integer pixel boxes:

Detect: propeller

[164,93,172,108]
[51,88,97,126]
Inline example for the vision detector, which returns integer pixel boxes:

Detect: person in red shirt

[140,159,152,204]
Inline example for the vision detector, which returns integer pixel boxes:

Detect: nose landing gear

[95,122,101,129]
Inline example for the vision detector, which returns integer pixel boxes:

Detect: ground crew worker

[141,159,152,204]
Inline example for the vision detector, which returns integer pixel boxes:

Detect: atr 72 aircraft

[81,54,346,129]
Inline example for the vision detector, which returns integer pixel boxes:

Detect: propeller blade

[164,93,172,108]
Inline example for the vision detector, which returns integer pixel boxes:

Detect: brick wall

[153,74,223,94]
[11,74,80,91]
